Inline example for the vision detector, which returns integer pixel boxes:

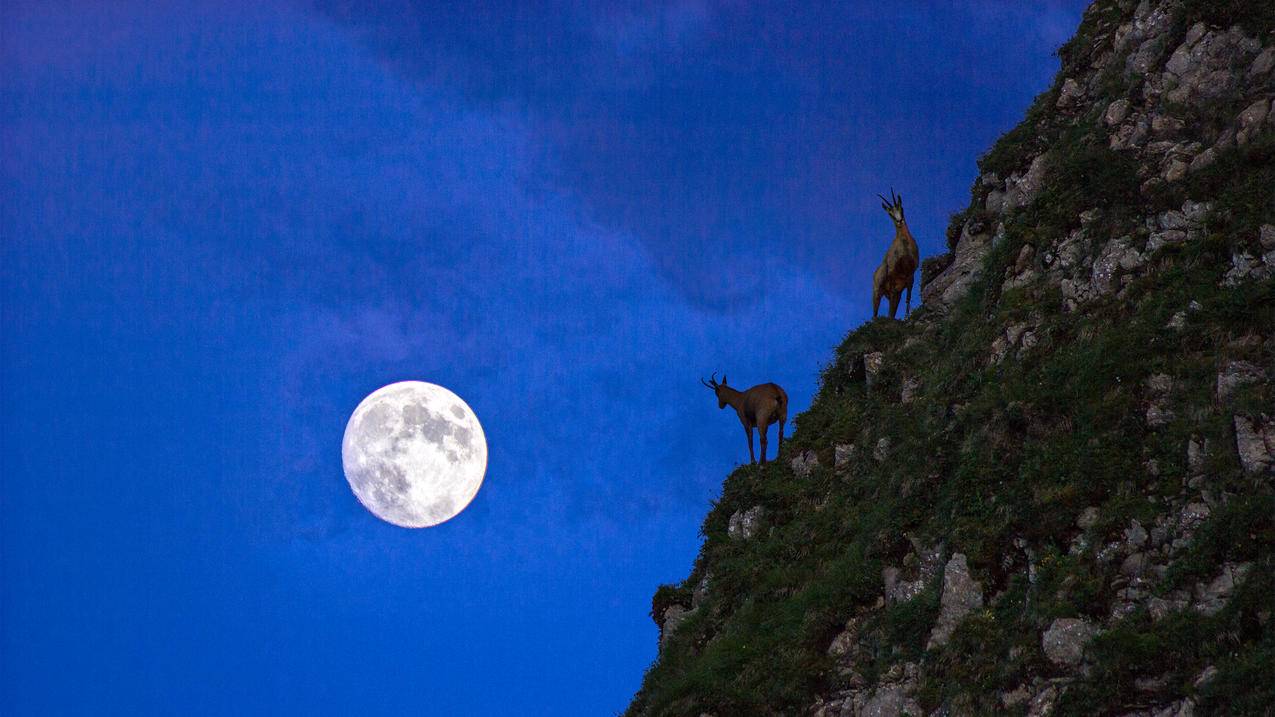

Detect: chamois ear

[721,375,728,385]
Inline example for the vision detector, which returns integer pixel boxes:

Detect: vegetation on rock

[628,1,1274,714]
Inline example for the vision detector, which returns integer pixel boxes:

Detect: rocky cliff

[627,1,1274,715]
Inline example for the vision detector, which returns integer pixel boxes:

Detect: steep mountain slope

[627,1,1274,715]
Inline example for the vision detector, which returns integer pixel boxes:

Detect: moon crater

[342,381,487,528]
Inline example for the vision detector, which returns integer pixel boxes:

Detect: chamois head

[700,372,730,409]
[878,187,905,227]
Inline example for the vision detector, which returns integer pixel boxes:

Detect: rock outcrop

[629,2,1274,715]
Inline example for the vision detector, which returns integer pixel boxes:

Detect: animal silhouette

[701,373,788,464]
[872,188,920,319]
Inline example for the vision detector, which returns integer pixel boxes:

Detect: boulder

[1057,78,1085,108]
[834,443,856,470]
[1104,98,1132,126]
[921,220,995,309]
[1234,415,1274,475]
[727,505,765,540]
[1042,618,1099,666]
[791,450,819,478]
[927,553,983,648]
[863,352,885,390]
[873,437,892,462]
[1216,361,1264,402]
[857,684,922,717]
[1193,562,1251,616]
[660,604,694,648]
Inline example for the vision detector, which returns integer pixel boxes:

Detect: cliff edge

[627,1,1274,714]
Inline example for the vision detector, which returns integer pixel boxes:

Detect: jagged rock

[1121,0,1175,75]
[1148,590,1190,621]
[1177,501,1211,532]
[1091,235,1144,296]
[728,505,765,540]
[1124,519,1148,550]
[1120,551,1148,578]
[1187,437,1208,474]
[1193,562,1251,616]
[1005,155,1048,211]
[1144,373,1174,428]
[1216,361,1264,403]
[1234,415,1275,475]
[990,321,1035,364]
[1104,98,1132,126]
[692,572,712,608]
[1188,147,1216,173]
[1145,404,1174,428]
[1223,250,1273,286]
[1019,329,1039,354]
[1111,114,1151,150]
[900,377,920,404]
[873,437,891,462]
[834,443,855,470]
[923,220,994,309]
[1157,208,1187,230]
[1193,665,1218,689]
[927,553,983,649]
[1252,47,1275,78]
[884,542,942,605]
[1163,25,1262,106]
[792,450,820,478]
[1162,157,1189,183]
[815,658,920,715]
[863,352,884,390]
[1236,98,1271,146]
[857,684,922,717]
[1151,114,1185,137]
[1057,78,1085,108]
[827,617,860,658]
[1026,683,1062,717]
[660,604,693,648]
[1166,300,1202,329]
[1261,224,1275,250]
[1042,618,1099,666]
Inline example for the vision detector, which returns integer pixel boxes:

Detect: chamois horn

[878,188,903,210]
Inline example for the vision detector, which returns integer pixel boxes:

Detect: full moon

[341,381,487,528]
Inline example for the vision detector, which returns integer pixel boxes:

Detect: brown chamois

[701,372,788,464]
[871,188,920,319]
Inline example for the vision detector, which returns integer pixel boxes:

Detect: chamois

[701,373,788,464]
[871,188,920,319]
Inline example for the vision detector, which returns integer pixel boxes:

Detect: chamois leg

[872,287,882,318]
[888,291,901,320]
[758,423,769,464]
[905,282,912,317]
[777,419,785,457]
[745,425,756,464]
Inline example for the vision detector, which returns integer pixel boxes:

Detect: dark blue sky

[1,1,1084,714]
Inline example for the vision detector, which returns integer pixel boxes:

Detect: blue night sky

[2,2,1085,714]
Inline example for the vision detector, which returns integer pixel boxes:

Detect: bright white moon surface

[341,381,487,528]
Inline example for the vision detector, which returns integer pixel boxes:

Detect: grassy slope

[628,2,1275,714]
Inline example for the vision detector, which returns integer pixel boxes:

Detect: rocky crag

[627,1,1274,715]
